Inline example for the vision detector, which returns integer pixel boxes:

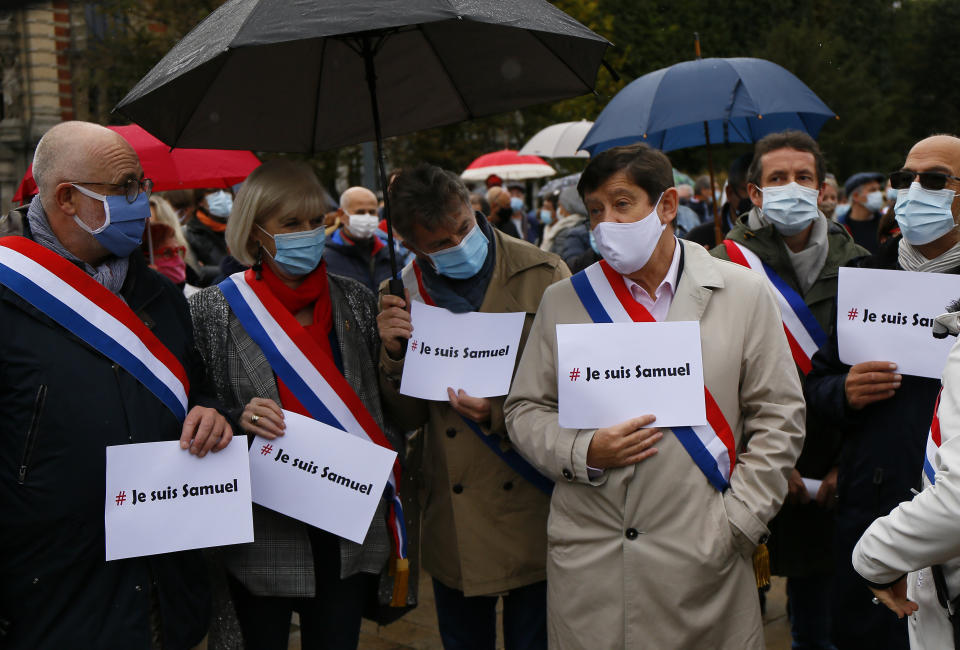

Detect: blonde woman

[189,160,404,648]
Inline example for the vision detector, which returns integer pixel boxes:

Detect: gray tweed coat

[189,272,403,598]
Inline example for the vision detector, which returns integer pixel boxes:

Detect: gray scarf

[747,207,829,294]
[26,195,129,295]
[898,238,960,274]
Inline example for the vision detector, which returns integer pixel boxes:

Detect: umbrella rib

[527,29,593,92]
[417,24,474,120]
[309,38,329,155]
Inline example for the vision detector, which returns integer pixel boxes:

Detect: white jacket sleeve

[853,337,960,585]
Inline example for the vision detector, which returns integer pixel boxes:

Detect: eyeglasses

[71,177,154,203]
[889,170,960,191]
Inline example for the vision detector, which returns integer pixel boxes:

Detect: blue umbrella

[580,57,836,155]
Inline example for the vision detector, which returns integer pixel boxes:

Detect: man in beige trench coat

[377,164,569,649]
[504,143,806,649]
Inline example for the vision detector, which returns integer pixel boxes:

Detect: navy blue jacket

[323,229,395,292]
[0,222,216,649]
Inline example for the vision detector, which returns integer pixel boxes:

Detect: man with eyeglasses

[0,121,232,649]
[323,185,395,291]
[806,134,960,649]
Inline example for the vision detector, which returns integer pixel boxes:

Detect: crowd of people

[1,118,960,650]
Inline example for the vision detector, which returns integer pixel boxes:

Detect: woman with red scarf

[189,160,404,649]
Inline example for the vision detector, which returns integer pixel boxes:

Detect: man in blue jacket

[0,121,232,649]
[806,134,960,649]
[324,185,395,291]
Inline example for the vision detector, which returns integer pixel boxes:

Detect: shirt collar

[623,237,682,300]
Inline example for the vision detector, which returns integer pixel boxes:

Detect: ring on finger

[250,414,260,424]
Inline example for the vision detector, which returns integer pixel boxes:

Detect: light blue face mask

[540,209,553,225]
[894,182,957,245]
[258,224,325,276]
[886,187,899,201]
[760,182,821,235]
[71,184,149,258]
[510,197,525,213]
[206,190,233,218]
[427,222,488,279]
[589,229,599,254]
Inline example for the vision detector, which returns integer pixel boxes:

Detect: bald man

[0,121,232,649]
[806,135,960,649]
[323,185,394,290]
[486,185,524,240]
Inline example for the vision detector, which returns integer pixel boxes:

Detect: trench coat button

[759,534,769,545]
[502,481,513,491]
[452,484,463,494]
[446,427,457,438]
[625,528,639,540]
[561,468,573,480]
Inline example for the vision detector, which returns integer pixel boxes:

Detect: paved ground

[287,572,792,649]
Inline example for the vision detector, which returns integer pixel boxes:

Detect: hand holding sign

[586,414,662,469]
[844,361,901,410]
[240,397,286,438]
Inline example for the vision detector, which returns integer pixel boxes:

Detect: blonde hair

[226,160,332,266]
[149,195,190,251]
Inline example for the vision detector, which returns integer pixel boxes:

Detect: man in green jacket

[711,130,867,649]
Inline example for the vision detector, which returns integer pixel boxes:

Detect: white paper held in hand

[837,267,960,378]
[248,410,397,544]
[400,301,525,400]
[104,438,253,561]
[557,321,706,429]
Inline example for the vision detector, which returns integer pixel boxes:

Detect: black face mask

[497,206,513,220]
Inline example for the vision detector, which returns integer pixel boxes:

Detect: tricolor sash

[923,389,944,485]
[570,259,737,491]
[0,236,189,420]
[722,240,826,374]
[404,262,553,496]
[219,270,408,563]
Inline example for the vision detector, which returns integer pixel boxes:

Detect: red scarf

[258,261,334,416]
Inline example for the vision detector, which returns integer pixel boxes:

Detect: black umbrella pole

[703,122,723,246]
[363,37,408,356]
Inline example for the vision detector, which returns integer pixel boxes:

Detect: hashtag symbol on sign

[115,491,126,506]
[410,340,418,351]
[569,368,581,381]
[847,308,859,321]
[260,444,273,456]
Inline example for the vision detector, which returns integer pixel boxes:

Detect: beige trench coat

[504,240,805,649]
[379,229,570,596]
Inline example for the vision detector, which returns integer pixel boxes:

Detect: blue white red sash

[0,236,189,420]
[722,240,826,375]
[923,389,943,485]
[405,262,553,496]
[570,259,737,491]
[219,269,407,560]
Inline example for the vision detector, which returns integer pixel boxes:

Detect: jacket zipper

[18,384,48,484]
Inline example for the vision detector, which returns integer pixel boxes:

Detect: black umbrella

[115,0,611,290]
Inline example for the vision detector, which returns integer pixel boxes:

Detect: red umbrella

[460,149,556,182]
[12,124,261,204]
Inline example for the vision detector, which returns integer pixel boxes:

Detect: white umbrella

[518,120,593,158]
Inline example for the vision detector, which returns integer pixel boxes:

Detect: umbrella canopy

[580,57,836,155]
[461,150,556,182]
[537,171,581,198]
[12,124,261,204]
[114,0,610,153]
[518,121,592,159]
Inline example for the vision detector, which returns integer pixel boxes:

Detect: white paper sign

[837,267,960,378]
[802,478,823,498]
[557,322,706,428]
[104,439,253,561]
[400,301,525,400]
[248,410,397,544]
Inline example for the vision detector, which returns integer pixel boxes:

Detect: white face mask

[592,194,665,274]
[346,213,379,239]
[864,190,885,212]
